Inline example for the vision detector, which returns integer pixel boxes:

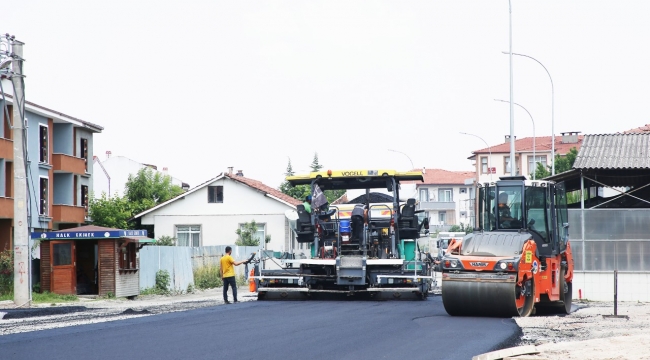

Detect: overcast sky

[3,1,649,190]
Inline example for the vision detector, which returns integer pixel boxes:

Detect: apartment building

[0,95,103,251]
[468,132,584,184]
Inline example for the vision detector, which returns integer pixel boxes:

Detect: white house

[132,171,302,252]
[92,155,188,198]
[407,168,476,228]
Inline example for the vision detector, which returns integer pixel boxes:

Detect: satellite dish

[285,209,298,232]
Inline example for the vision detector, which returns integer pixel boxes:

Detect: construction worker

[220,246,248,304]
[303,195,312,213]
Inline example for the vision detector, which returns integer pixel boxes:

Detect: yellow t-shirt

[221,254,235,278]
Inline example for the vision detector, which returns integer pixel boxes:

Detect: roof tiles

[405,168,475,185]
[225,173,302,206]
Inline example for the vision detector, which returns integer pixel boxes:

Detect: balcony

[52,204,86,224]
[418,201,456,211]
[0,197,12,218]
[0,138,12,160]
[52,154,86,175]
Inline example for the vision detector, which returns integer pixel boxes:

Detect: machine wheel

[558,268,572,314]
[515,276,535,317]
[442,274,536,317]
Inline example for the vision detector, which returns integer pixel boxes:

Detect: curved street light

[387,149,414,170]
[460,132,492,182]
[494,99,536,180]
[502,51,555,175]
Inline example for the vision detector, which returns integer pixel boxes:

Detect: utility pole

[508,0,516,177]
[11,37,30,307]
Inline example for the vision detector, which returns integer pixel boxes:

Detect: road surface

[0,296,519,360]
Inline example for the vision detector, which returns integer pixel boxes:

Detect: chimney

[561,131,580,144]
[162,167,168,175]
[106,150,111,159]
[422,166,426,174]
[227,167,234,175]
[236,170,244,176]
[505,135,516,143]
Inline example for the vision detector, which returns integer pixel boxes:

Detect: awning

[32,228,154,242]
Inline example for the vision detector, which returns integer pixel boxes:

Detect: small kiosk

[33,225,154,297]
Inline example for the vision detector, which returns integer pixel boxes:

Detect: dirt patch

[510,301,650,359]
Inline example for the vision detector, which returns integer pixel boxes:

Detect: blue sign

[31,230,148,240]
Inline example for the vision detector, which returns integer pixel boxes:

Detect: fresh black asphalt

[0,295,521,360]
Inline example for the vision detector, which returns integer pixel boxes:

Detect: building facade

[469,132,583,184]
[0,96,102,251]
[409,168,476,228]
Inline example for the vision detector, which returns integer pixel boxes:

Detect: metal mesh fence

[569,209,650,271]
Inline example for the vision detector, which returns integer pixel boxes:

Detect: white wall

[93,156,185,198]
[140,177,295,251]
[572,272,650,302]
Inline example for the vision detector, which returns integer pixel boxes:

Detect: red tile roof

[470,135,583,156]
[225,173,302,206]
[622,124,650,133]
[404,168,475,185]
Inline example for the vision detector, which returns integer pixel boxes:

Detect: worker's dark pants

[223,276,237,302]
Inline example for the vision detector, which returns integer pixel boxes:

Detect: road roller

[441,176,574,317]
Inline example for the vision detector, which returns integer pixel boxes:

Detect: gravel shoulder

[510,300,650,360]
[0,288,256,336]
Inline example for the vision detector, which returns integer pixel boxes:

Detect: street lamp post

[387,149,414,170]
[494,99,536,180]
[460,132,492,182]
[502,51,555,175]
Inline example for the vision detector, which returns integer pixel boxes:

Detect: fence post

[614,269,618,316]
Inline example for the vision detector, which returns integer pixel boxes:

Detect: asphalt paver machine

[255,169,435,300]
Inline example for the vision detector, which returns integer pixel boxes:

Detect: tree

[125,167,185,215]
[279,158,310,201]
[278,154,346,205]
[90,168,185,231]
[235,220,262,247]
[310,152,323,172]
[89,193,134,229]
[535,147,578,179]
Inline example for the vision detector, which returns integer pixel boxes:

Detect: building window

[240,223,266,244]
[81,185,89,212]
[419,188,429,202]
[439,212,446,225]
[177,225,201,247]
[480,157,488,174]
[119,242,137,269]
[39,125,48,163]
[504,156,520,175]
[80,138,88,172]
[208,186,223,203]
[438,188,453,202]
[527,155,547,176]
[39,177,48,215]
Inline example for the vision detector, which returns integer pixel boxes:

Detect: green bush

[236,273,248,287]
[194,265,223,289]
[154,236,176,246]
[155,269,171,293]
[0,249,13,295]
